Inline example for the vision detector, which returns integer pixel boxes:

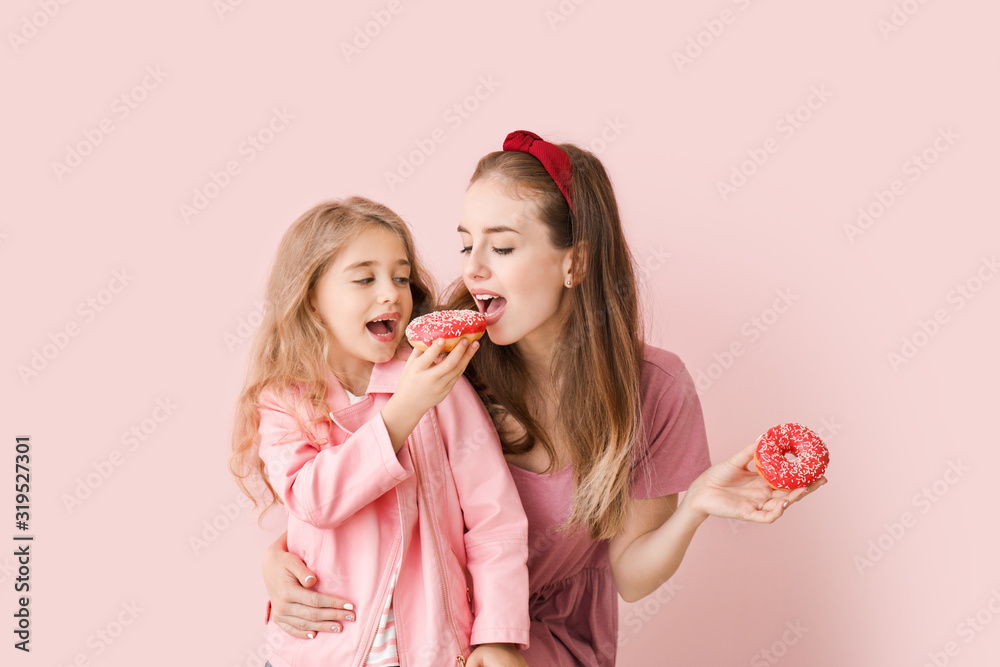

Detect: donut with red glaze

[405,310,486,352]
[754,423,829,490]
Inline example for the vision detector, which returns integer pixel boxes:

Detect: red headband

[502,130,575,213]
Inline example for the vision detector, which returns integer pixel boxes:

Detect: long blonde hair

[230,197,435,518]
[445,143,646,540]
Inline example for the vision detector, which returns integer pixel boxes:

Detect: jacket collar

[364,347,411,394]
[322,349,412,436]
[322,347,412,420]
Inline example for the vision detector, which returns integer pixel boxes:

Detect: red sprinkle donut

[405,310,486,352]
[754,423,829,490]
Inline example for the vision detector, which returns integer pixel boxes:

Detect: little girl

[230,197,531,667]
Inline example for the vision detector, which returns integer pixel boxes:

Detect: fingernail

[782,501,788,508]
[303,575,316,585]
[343,603,354,610]
[332,625,341,633]
[346,614,354,621]
[307,632,315,639]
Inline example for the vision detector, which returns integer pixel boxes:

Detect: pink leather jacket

[258,355,530,667]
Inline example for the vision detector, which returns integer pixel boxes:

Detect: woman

[259,131,827,666]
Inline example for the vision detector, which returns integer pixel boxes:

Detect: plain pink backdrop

[3,1,999,665]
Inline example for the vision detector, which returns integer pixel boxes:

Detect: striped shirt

[365,551,402,666]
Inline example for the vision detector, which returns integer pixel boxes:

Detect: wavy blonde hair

[445,142,646,540]
[230,197,435,518]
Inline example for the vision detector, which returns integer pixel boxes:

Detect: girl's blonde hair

[230,197,435,518]
[445,143,646,540]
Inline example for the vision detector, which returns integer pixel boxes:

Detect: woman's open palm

[684,443,827,523]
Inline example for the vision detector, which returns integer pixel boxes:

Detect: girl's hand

[381,339,479,451]
[396,338,479,415]
[680,443,827,524]
[466,643,529,667]
[263,533,356,638]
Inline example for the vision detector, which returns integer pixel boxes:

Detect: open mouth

[474,293,507,325]
[365,315,398,342]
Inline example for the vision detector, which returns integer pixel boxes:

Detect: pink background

[4,1,999,665]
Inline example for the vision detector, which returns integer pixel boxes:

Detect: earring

[566,279,572,287]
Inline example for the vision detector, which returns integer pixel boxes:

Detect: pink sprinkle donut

[754,423,829,490]
[405,310,486,352]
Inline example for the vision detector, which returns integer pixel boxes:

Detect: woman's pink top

[511,346,711,666]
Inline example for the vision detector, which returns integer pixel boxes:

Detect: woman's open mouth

[365,314,399,342]
[474,293,507,325]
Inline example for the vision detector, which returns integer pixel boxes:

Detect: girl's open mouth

[474,294,507,325]
[365,316,398,342]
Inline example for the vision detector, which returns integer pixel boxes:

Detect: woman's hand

[680,442,827,524]
[263,533,356,638]
[466,643,529,667]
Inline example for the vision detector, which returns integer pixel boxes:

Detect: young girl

[260,137,827,665]
[230,197,531,667]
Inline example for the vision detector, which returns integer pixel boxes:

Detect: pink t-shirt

[510,346,711,667]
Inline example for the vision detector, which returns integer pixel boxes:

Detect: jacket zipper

[360,500,404,666]
[360,614,379,667]
[409,433,468,666]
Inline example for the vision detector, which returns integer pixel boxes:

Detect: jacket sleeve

[257,387,412,529]
[437,377,531,649]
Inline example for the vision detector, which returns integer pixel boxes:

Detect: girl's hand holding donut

[381,337,480,452]
[680,442,827,524]
[396,337,479,414]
